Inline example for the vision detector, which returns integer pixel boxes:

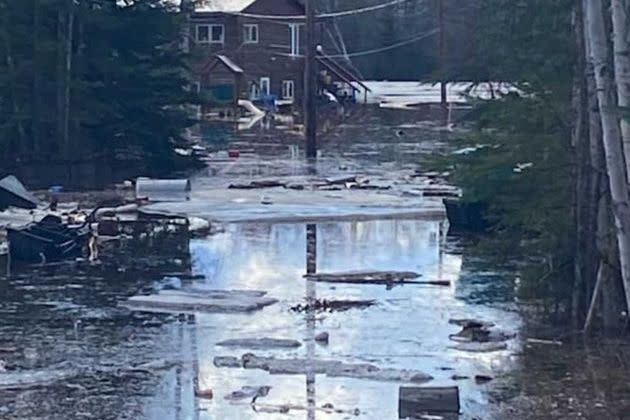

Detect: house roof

[195,0,257,13]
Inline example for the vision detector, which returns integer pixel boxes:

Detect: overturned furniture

[7,215,89,263]
[399,386,460,420]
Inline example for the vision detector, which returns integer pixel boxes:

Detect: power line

[274,28,439,59]
[224,0,421,21]
[320,0,420,19]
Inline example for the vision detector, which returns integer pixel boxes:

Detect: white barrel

[135,178,191,202]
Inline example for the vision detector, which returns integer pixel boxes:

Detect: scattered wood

[399,386,460,420]
[304,270,424,286]
[241,401,360,416]
[214,353,433,384]
[290,299,375,313]
[228,180,285,189]
[448,318,495,329]
[448,320,513,344]
[525,338,563,346]
[216,338,302,350]
[348,183,392,191]
[584,263,605,334]
[121,289,278,314]
[449,342,508,353]
[474,375,493,384]
[224,385,271,402]
[325,175,357,185]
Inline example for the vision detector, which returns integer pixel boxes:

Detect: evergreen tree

[0,0,196,176]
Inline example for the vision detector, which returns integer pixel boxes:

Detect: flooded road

[143,220,520,419]
[2,106,630,419]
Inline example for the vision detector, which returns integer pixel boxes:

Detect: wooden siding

[191,0,306,102]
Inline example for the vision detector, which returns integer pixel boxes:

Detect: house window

[243,24,259,43]
[260,77,271,96]
[250,83,260,100]
[289,24,303,56]
[196,24,224,44]
[282,80,294,100]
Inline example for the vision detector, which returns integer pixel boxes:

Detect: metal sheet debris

[0,175,39,210]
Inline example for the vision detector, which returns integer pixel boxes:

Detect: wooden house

[187,0,367,111]
[190,0,306,108]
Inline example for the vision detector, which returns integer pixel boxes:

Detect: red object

[228,149,240,158]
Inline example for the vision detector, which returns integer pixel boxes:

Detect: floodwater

[140,220,520,420]
[2,106,630,420]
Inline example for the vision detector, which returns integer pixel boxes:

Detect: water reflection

[306,224,317,420]
[167,219,520,419]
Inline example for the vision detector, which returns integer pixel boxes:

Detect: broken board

[304,271,420,284]
[121,289,277,314]
[399,386,460,419]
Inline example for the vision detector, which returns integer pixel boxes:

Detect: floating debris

[216,338,302,350]
[214,353,433,383]
[121,289,278,314]
[0,175,39,210]
[449,342,508,353]
[314,332,329,344]
[399,386,460,420]
[474,374,493,384]
[225,385,271,403]
[228,180,285,189]
[526,338,562,346]
[304,270,420,284]
[290,299,375,313]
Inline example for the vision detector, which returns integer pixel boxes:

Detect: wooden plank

[399,386,460,419]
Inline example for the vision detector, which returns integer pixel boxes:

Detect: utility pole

[304,0,317,159]
[438,0,447,111]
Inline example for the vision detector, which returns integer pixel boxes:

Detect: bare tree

[584,0,630,313]
[612,0,630,180]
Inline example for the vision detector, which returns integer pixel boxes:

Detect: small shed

[198,54,245,109]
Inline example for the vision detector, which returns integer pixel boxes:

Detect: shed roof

[199,54,244,75]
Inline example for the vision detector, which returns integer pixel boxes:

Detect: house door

[260,77,270,96]
[249,83,260,100]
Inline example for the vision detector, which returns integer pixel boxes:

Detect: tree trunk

[1,1,27,152]
[63,1,74,157]
[572,0,590,327]
[584,0,630,313]
[611,0,630,181]
[56,6,65,156]
[32,0,41,155]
